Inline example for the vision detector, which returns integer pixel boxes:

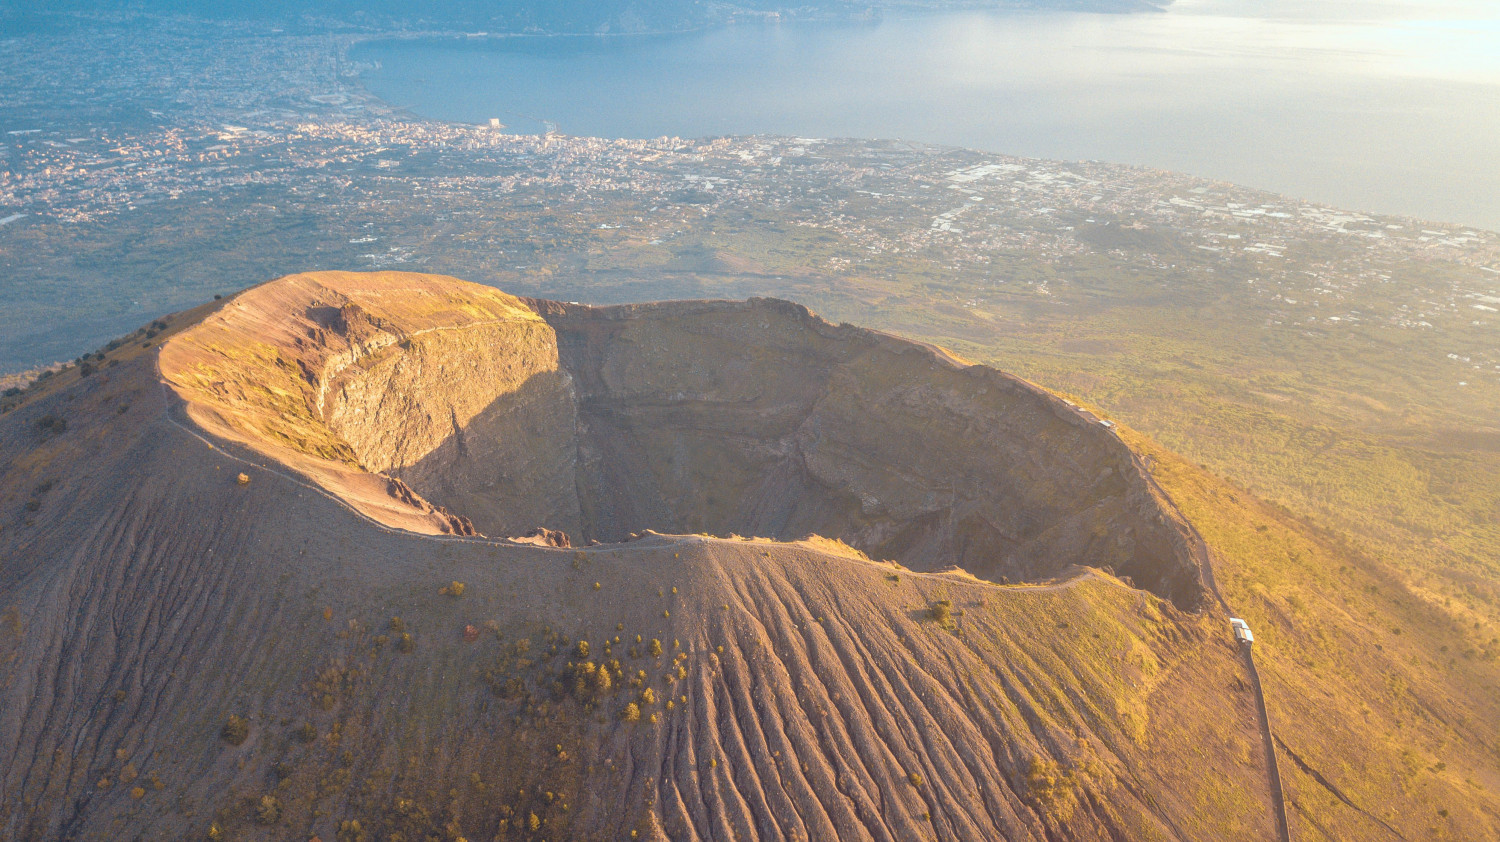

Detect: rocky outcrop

[512,526,572,548]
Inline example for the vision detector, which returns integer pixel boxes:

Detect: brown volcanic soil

[0,272,1277,841]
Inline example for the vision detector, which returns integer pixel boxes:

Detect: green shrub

[571,660,614,700]
[255,795,282,825]
[927,599,956,629]
[221,715,249,746]
[1025,758,1078,817]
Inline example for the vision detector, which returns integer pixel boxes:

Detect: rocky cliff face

[537,296,1204,608]
[0,272,1266,842]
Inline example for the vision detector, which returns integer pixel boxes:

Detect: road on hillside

[1242,639,1292,842]
[1139,466,1293,842]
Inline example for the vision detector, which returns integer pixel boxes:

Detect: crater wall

[160,272,1205,607]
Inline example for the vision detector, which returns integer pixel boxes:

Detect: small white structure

[1230,618,1254,644]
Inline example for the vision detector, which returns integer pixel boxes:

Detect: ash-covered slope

[0,272,1274,841]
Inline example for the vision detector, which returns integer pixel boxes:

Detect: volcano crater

[160,271,1206,608]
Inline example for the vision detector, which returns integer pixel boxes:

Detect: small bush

[396,633,415,653]
[908,771,923,787]
[572,660,614,700]
[927,599,956,629]
[621,702,641,722]
[1025,758,1078,817]
[440,581,466,597]
[649,639,662,658]
[295,722,317,743]
[575,640,590,659]
[255,795,282,825]
[221,715,249,746]
[389,617,405,632]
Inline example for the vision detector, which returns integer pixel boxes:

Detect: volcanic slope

[1,271,1275,841]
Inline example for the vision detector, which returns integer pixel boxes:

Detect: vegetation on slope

[1122,426,1500,840]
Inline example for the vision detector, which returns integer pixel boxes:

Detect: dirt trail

[1243,643,1293,842]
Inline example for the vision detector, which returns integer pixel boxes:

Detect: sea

[354,0,1500,230]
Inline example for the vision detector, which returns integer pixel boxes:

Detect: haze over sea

[355,0,1500,231]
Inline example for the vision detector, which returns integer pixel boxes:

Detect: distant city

[1,15,1497,396]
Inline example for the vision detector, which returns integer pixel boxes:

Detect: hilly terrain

[5,271,1247,841]
[2,271,1497,841]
